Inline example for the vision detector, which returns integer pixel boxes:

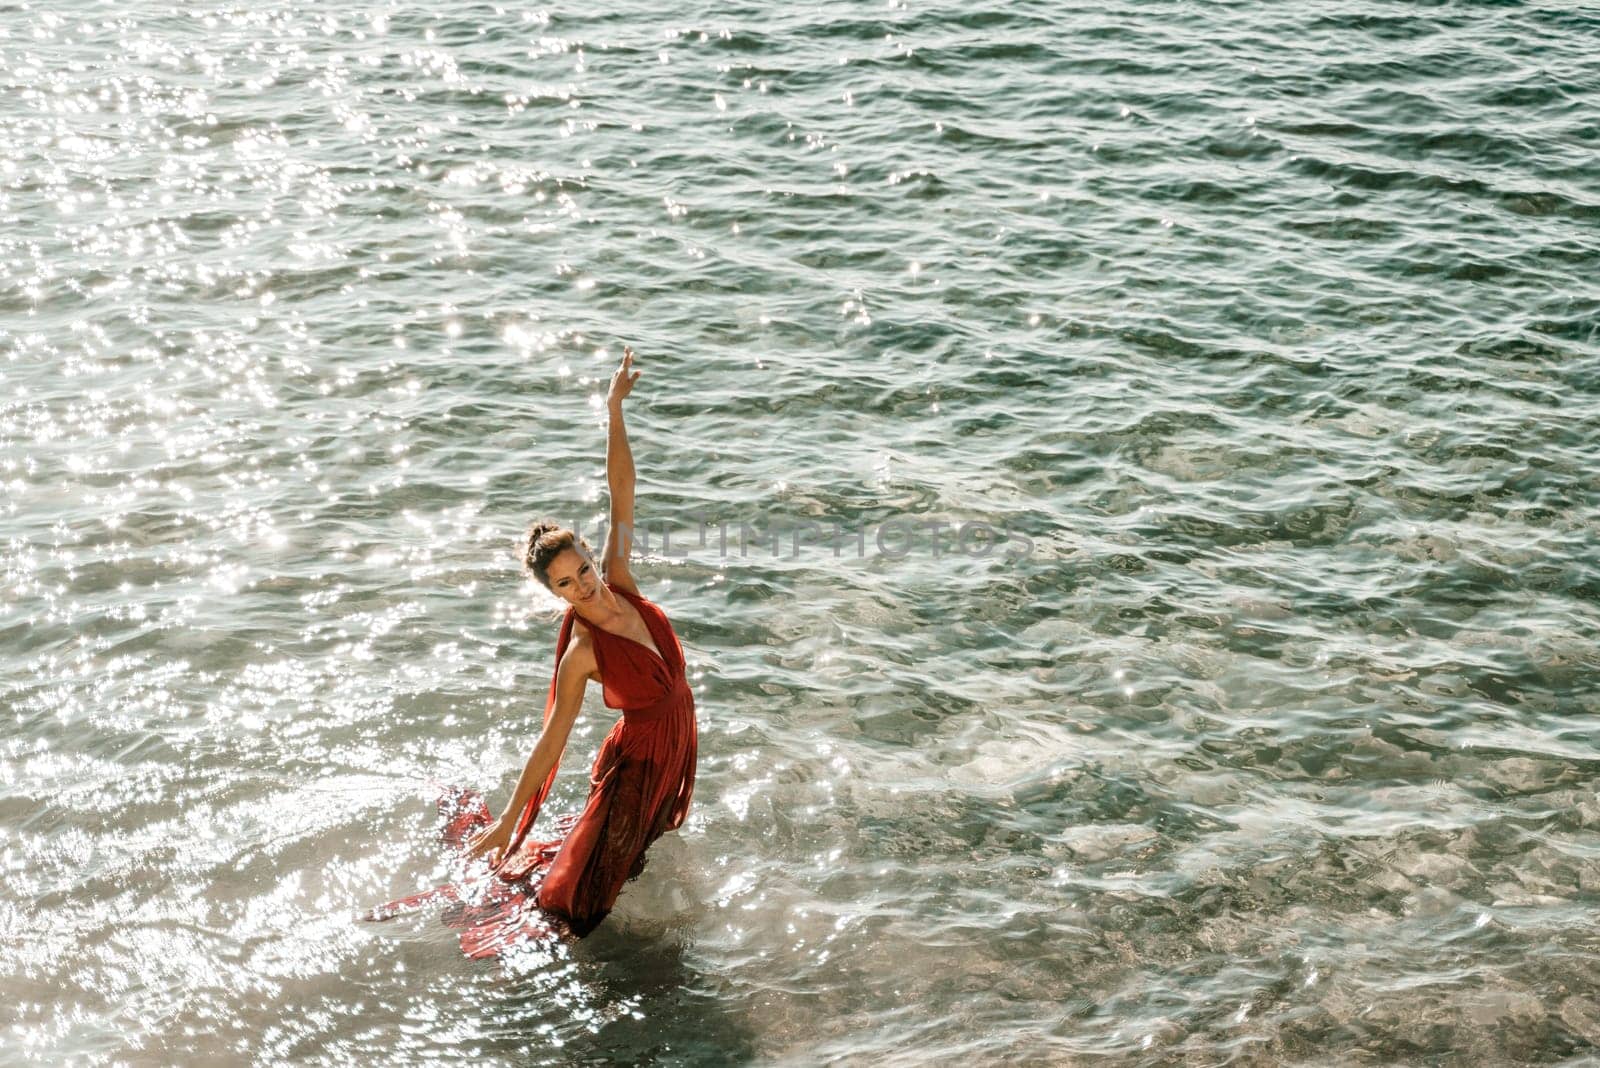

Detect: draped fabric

[364,581,698,956]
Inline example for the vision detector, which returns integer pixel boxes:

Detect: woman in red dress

[365,349,697,953]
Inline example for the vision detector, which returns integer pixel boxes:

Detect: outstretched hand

[464,816,513,868]
[606,347,641,408]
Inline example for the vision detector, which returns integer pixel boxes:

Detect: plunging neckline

[576,584,667,670]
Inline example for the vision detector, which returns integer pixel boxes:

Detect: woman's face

[544,546,601,607]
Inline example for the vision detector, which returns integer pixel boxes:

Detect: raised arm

[601,348,641,596]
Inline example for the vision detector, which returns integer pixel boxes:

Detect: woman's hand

[606,347,640,408]
[463,814,514,867]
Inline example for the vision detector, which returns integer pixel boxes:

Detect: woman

[469,346,697,935]
[366,349,697,951]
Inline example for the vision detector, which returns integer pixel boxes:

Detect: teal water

[3,1,1598,1063]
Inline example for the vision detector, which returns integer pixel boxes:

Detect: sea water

[2,1,1598,1063]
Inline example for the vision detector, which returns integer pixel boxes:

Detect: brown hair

[520,520,592,590]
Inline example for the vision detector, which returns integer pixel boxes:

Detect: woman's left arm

[602,348,641,595]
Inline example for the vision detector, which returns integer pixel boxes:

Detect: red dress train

[365,581,697,956]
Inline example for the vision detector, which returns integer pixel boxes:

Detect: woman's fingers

[464,817,514,868]
[605,348,642,406]
[608,350,641,399]
[465,826,496,860]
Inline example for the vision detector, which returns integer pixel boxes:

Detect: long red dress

[364,580,697,956]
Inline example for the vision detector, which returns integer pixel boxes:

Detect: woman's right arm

[465,639,593,864]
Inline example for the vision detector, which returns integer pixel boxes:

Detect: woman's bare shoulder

[562,624,599,674]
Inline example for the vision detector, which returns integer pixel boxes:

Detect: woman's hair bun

[520,520,590,591]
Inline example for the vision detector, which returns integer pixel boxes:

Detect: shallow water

[2,0,1598,1063]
